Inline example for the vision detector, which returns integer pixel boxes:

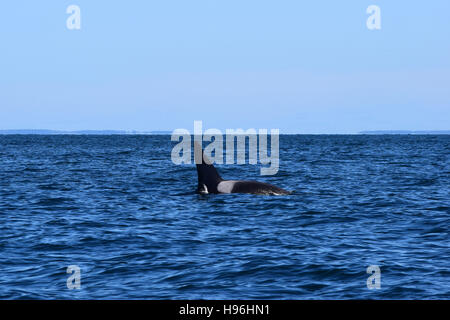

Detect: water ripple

[0,134,448,299]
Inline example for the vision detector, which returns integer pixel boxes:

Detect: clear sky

[1,1,449,133]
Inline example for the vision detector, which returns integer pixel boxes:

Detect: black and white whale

[195,148,291,195]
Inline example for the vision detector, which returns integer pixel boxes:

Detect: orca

[195,147,291,195]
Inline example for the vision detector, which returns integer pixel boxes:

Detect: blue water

[0,135,448,299]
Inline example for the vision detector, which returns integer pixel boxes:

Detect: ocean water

[0,134,448,299]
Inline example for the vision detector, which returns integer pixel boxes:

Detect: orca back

[230,180,291,195]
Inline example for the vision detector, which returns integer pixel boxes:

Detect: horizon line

[0,129,449,135]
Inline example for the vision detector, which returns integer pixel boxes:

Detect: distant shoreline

[359,130,450,135]
[0,130,448,135]
[0,130,172,135]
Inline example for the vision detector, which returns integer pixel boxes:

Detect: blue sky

[1,1,449,133]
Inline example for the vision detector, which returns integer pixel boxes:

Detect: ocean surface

[0,134,448,299]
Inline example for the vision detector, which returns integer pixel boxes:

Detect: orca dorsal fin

[194,143,223,194]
